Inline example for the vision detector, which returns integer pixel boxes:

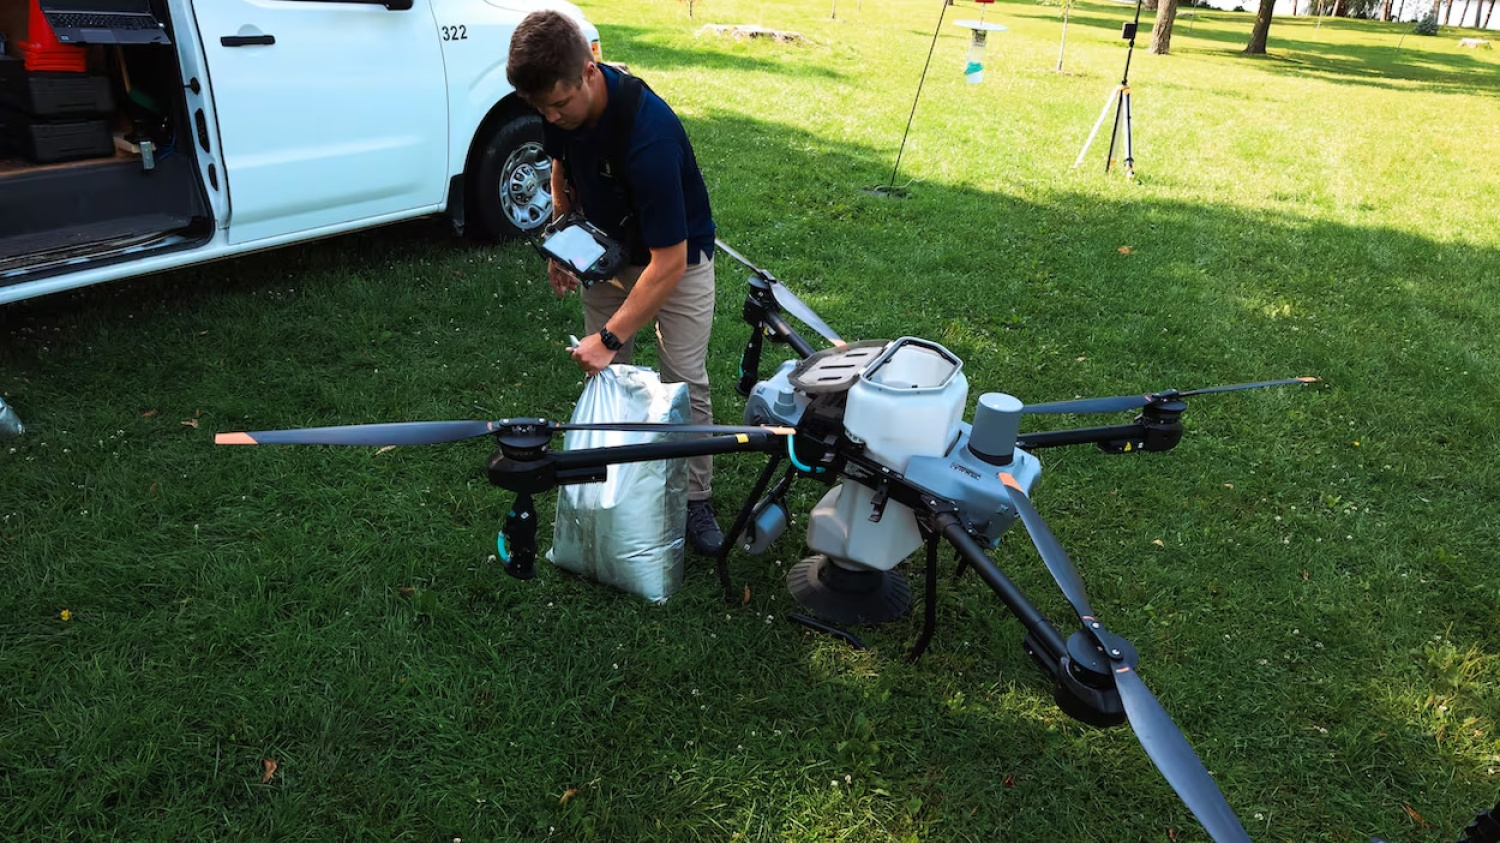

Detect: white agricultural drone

[218,241,1321,842]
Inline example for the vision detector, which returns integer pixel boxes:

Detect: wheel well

[464,94,534,182]
[448,94,535,229]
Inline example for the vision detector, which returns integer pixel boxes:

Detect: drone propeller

[715,239,844,346]
[999,474,1252,843]
[1023,377,1318,415]
[215,420,501,446]
[215,419,796,447]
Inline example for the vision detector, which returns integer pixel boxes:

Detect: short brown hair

[507,11,592,102]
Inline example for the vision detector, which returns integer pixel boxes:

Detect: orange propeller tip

[998,472,1022,490]
[1298,376,1320,383]
[215,432,257,445]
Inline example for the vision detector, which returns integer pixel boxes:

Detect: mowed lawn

[2,0,1498,840]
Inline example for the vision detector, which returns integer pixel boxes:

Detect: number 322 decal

[441,24,468,41]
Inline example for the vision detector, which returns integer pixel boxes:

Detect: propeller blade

[713,238,764,277]
[1176,376,1319,398]
[715,238,843,345]
[556,422,795,436]
[1113,666,1253,842]
[1024,376,1319,415]
[215,420,500,446]
[999,474,1095,620]
[769,283,844,346]
[1022,394,1153,415]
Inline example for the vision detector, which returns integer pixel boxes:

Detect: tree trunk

[1332,0,1344,15]
[1150,0,1181,53]
[1483,0,1496,28]
[1443,0,1453,24]
[1245,0,1276,53]
[1144,0,1160,10]
[1379,0,1393,21]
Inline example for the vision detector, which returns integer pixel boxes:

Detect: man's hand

[570,332,617,377]
[547,259,579,297]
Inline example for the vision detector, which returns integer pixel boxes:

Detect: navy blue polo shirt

[543,65,716,265]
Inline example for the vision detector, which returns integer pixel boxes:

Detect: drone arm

[551,432,784,482]
[760,306,817,359]
[926,504,1069,664]
[1017,411,1184,454]
[1017,423,1147,450]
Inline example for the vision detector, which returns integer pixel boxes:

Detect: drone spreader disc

[786,554,911,625]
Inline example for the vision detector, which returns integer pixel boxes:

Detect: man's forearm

[604,241,688,339]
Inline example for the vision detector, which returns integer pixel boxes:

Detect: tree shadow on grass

[1038,7,1500,93]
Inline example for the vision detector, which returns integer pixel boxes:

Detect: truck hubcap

[500,142,552,231]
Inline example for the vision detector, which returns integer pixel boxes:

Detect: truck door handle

[221,34,275,47]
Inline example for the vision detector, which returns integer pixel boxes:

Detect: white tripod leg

[1073,85,1120,169]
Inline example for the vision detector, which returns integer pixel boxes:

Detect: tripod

[1073,0,1145,179]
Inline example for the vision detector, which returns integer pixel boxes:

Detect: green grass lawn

[3,0,1499,840]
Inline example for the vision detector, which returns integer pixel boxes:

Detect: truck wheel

[467,112,551,242]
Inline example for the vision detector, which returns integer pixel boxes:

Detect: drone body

[740,339,1040,625]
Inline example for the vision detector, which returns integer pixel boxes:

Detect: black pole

[1105,0,1144,173]
[888,0,951,189]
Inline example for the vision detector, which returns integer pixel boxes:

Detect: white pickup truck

[0,0,599,304]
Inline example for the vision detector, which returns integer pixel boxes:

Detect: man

[507,11,724,556]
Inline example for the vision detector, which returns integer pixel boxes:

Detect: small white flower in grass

[1255,813,1265,821]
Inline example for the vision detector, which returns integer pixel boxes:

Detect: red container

[15,1,88,74]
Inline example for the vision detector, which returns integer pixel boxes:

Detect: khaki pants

[581,256,716,501]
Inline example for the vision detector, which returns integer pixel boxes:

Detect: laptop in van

[39,0,171,46]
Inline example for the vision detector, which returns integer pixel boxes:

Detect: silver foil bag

[0,397,23,437]
[546,365,690,603]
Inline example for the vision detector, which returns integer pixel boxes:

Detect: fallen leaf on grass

[141,409,158,418]
[1401,803,1429,828]
[261,758,278,783]
[1002,774,1016,788]
[1152,539,1164,547]
[742,585,751,606]
[1303,570,1310,581]
[1118,246,1135,255]
[1168,829,1178,842]
[375,446,397,456]
[558,787,577,806]
[181,419,199,429]
[397,586,416,597]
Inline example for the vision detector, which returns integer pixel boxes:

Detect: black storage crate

[2,109,114,164]
[0,54,114,117]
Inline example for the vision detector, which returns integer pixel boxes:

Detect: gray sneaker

[686,501,725,556]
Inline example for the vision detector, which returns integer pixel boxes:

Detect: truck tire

[467,111,552,242]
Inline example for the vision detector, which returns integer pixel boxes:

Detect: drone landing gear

[787,554,911,625]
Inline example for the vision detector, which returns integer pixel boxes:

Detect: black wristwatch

[598,327,624,351]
